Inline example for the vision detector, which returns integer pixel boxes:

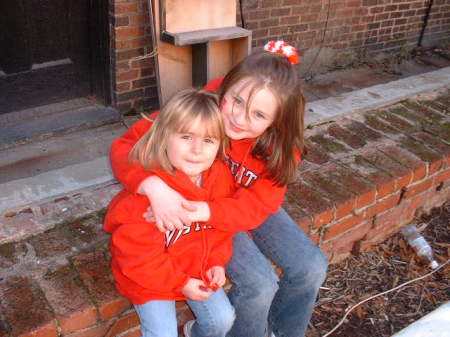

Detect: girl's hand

[185,201,211,223]
[206,266,226,290]
[138,176,196,231]
[182,278,212,300]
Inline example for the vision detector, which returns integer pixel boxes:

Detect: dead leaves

[307,201,450,337]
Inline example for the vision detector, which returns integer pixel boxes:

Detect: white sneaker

[183,320,195,337]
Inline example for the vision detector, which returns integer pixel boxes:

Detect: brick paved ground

[0,88,449,337]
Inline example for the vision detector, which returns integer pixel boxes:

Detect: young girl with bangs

[104,88,236,337]
[110,41,328,337]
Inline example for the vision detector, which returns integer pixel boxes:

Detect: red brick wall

[110,0,450,112]
[111,0,159,113]
[240,0,450,52]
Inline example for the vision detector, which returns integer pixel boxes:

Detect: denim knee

[289,247,328,286]
[202,304,236,336]
[240,272,279,306]
[217,305,236,335]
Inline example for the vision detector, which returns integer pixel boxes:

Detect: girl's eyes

[180,135,216,144]
[204,138,216,144]
[254,111,266,119]
[233,96,243,105]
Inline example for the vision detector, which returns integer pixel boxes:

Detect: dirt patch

[307,201,450,337]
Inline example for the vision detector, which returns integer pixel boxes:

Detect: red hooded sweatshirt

[110,78,298,232]
[104,160,235,305]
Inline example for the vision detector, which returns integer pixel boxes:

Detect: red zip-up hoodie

[110,78,298,232]
[104,160,235,304]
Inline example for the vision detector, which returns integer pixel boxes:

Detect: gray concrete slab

[0,157,113,212]
[305,66,450,126]
[0,122,126,182]
[0,101,120,149]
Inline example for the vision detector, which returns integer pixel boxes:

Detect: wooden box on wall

[153,0,251,104]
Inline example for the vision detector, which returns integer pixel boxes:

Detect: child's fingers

[143,212,155,222]
[182,200,197,212]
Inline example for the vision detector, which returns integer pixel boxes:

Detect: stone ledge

[0,88,449,336]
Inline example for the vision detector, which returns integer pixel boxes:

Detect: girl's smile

[221,79,278,140]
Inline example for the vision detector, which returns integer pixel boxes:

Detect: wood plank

[153,0,192,104]
[162,0,236,33]
[209,37,251,81]
[161,26,251,46]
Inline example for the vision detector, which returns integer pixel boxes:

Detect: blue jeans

[134,288,235,337]
[226,208,328,337]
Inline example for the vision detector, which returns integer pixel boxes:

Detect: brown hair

[219,51,306,186]
[129,88,227,173]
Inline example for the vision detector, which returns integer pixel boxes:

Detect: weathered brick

[309,134,349,155]
[328,221,372,256]
[36,265,97,334]
[327,124,367,149]
[72,250,131,320]
[132,77,156,90]
[286,181,334,228]
[399,136,443,173]
[115,27,146,40]
[271,7,291,16]
[324,213,365,241]
[342,154,395,199]
[116,69,140,82]
[364,193,401,219]
[259,18,280,28]
[140,68,155,78]
[128,14,149,26]
[403,178,435,199]
[104,311,140,337]
[0,318,11,337]
[343,119,383,142]
[0,277,57,337]
[410,132,450,163]
[377,108,417,132]
[302,170,357,219]
[116,82,131,93]
[0,241,28,269]
[116,89,144,102]
[121,330,141,337]
[378,145,427,182]
[27,227,72,258]
[66,321,114,337]
[433,168,450,185]
[248,9,270,20]
[363,113,397,135]
[302,145,331,165]
[114,3,139,15]
[321,162,376,209]
[283,201,312,234]
[116,48,145,62]
[362,148,413,191]
[372,199,416,230]
[114,16,130,27]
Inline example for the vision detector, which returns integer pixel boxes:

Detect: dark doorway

[0,0,110,114]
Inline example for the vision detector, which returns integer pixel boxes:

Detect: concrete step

[0,98,121,150]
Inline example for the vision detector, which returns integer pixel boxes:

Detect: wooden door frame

[88,0,112,105]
